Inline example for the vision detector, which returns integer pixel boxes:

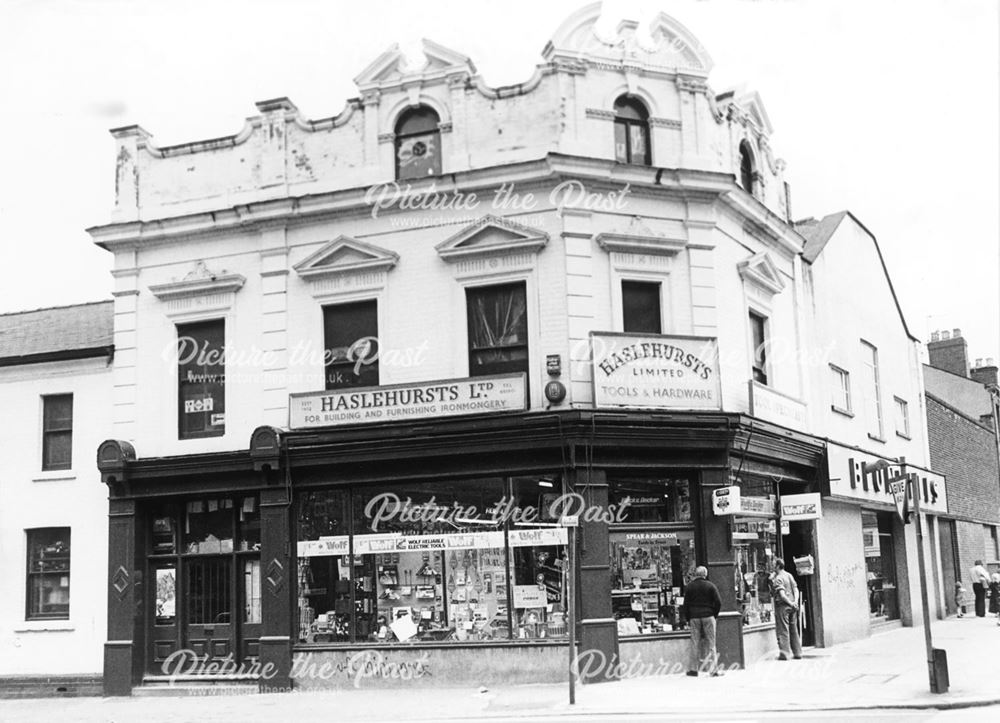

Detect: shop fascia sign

[825,442,947,515]
[711,486,776,517]
[590,332,721,410]
[749,380,808,432]
[289,373,527,429]
[298,527,568,558]
[780,493,822,521]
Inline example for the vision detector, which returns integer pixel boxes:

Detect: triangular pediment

[738,252,785,295]
[354,39,474,87]
[736,91,773,135]
[436,216,548,261]
[294,236,399,280]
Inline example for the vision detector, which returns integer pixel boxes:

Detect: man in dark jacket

[681,565,722,676]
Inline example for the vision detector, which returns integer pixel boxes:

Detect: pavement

[2,616,999,722]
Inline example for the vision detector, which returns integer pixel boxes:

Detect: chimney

[927,329,969,377]
[971,357,999,389]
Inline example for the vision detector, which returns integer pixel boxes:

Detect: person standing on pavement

[988,572,1000,625]
[681,565,723,677]
[770,558,802,660]
[970,560,990,618]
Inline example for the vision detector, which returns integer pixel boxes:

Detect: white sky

[0,0,997,361]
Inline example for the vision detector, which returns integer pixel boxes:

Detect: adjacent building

[0,302,113,696]
[923,332,1000,614]
[795,211,947,646]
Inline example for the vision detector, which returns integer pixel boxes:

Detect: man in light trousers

[771,557,802,660]
[681,565,723,676]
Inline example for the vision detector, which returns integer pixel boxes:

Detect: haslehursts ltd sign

[590,333,722,410]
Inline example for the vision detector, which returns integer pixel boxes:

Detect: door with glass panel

[147,497,261,674]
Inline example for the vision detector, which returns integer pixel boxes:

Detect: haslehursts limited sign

[590,333,721,410]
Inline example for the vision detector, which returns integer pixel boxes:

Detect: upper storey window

[395,106,441,180]
[739,141,756,197]
[613,96,651,166]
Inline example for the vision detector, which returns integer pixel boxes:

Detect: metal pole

[910,470,942,693]
[567,524,576,705]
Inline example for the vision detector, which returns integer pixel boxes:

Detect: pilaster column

[259,484,292,691]
[575,467,617,684]
[104,498,142,696]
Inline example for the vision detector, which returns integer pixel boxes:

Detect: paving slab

[2,617,998,721]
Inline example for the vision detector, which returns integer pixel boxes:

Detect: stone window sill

[831,405,854,418]
[32,472,77,483]
[14,621,75,633]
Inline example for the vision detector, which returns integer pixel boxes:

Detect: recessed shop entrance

[146,497,262,676]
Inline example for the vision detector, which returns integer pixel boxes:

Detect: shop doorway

[781,520,816,647]
[147,497,262,676]
[937,519,958,616]
[862,510,900,622]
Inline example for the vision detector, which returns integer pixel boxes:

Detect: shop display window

[734,519,778,626]
[608,476,693,523]
[295,476,568,645]
[863,510,899,620]
[183,498,234,554]
[610,529,696,634]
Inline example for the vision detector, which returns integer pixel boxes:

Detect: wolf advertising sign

[590,333,722,410]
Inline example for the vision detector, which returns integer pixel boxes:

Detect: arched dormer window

[739,140,756,197]
[395,106,441,180]
[613,95,651,166]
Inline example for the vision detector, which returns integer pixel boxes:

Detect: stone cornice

[88,154,792,252]
[148,261,246,302]
[595,231,686,256]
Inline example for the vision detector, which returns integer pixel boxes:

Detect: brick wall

[928,338,969,378]
[927,394,1000,586]
[927,394,1000,523]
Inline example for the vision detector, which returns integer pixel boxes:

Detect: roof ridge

[0,299,113,318]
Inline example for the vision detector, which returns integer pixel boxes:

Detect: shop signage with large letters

[824,441,947,514]
[289,373,527,429]
[590,332,721,410]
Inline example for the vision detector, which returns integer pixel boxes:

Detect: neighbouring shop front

[816,441,948,646]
